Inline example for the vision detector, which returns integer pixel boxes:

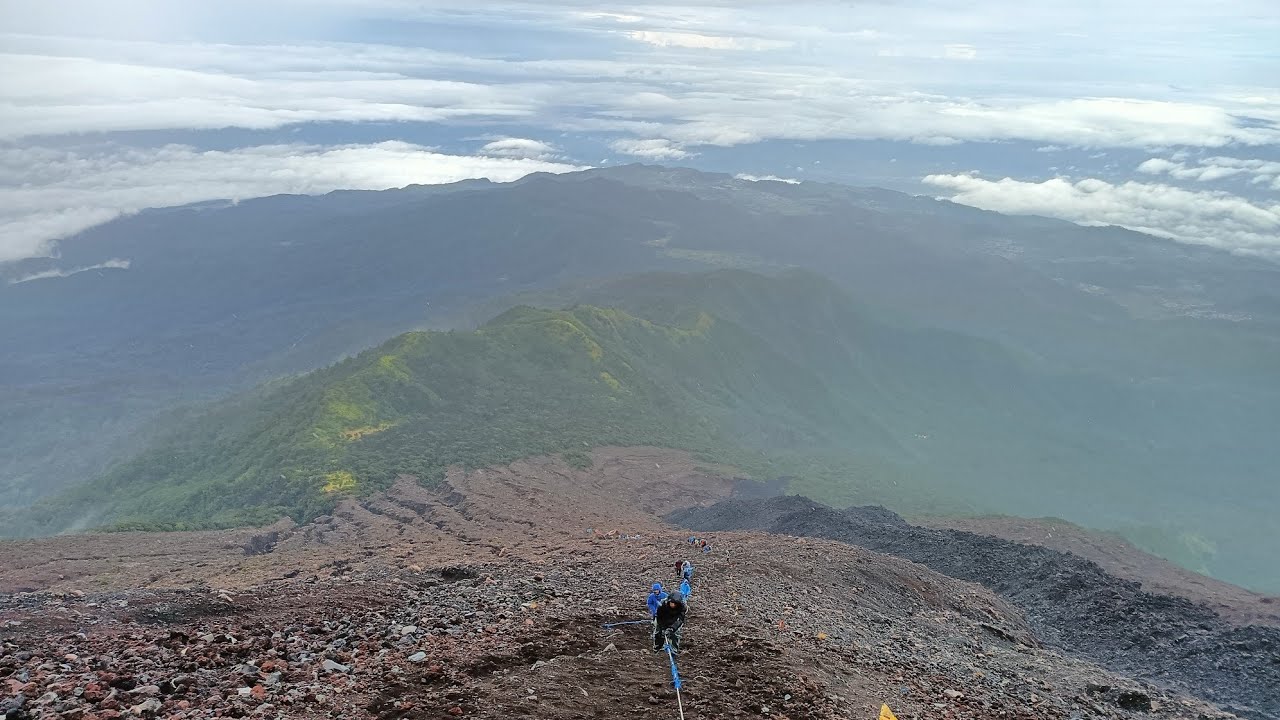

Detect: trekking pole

[601,620,652,628]
[665,642,686,720]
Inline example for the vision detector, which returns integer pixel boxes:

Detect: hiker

[700,539,712,553]
[680,560,693,581]
[653,590,688,652]
[679,578,691,598]
[646,582,668,618]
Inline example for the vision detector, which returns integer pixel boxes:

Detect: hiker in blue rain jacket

[680,560,693,581]
[646,583,668,618]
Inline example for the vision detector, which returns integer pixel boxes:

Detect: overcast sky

[1,0,1278,262]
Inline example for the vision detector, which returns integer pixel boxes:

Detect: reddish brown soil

[0,448,736,595]
[0,449,1240,719]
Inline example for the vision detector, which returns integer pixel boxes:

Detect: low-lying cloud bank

[1138,156,1280,190]
[0,142,585,263]
[2,2,1278,263]
[8,258,131,284]
[924,173,1280,258]
[3,32,1276,152]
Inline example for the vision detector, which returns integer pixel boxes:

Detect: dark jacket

[654,591,687,630]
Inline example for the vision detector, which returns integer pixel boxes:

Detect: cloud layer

[925,173,1280,257]
[480,138,561,161]
[9,259,131,284]
[1138,156,1280,190]
[3,36,1275,151]
[1,0,1277,261]
[0,143,584,262]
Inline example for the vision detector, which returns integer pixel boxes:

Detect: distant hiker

[679,578,692,598]
[680,560,693,581]
[647,583,668,618]
[653,590,688,652]
[700,539,712,553]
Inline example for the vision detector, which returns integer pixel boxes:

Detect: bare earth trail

[0,449,1247,719]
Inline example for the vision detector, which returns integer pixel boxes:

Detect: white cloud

[9,259,130,284]
[0,142,586,262]
[1139,156,1280,189]
[0,51,544,140]
[610,138,690,160]
[573,11,644,24]
[1,0,1278,263]
[924,173,1280,256]
[0,208,124,261]
[624,30,793,51]
[1,25,1276,152]
[942,44,978,60]
[1137,158,1182,175]
[479,137,560,161]
[735,173,800,184]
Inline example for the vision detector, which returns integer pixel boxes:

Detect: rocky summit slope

[670,496,1280,720]
[0,449,1246,720]
[916,515,1280,628]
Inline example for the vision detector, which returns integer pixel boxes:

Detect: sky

[1,0,1278,263]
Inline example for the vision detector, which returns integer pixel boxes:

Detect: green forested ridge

[7,166,1280,592]
[10,269,1009,532]
[9,269,1280,594]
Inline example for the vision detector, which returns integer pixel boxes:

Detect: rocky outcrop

[671,496,1280,720]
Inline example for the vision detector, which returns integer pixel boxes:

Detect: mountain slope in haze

[5,165,1279,508]
[473,269,1280,592]
[5,165,1280,592]
[0,176,688,507]
[14,269,1273,604]
[9,270,934,532]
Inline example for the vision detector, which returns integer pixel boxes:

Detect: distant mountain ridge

[4,165,1279,592]
[7,269,1276,596]
[11,270,975,533]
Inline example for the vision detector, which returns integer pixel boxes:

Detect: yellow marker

[879,704,898,720]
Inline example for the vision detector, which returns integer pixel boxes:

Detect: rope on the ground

[666,642,686,720]
[602,619,652,628]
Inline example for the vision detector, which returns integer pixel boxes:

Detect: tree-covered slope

[6,278,853,531]
[9,268,1279,592]
[8,164,1280,514]
[3,270,1013,531]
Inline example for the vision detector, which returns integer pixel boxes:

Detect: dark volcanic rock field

[670,495,1280,720]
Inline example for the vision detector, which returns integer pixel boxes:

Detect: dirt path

[0,449,1246,720]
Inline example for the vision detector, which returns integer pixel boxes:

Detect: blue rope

[665,643,683,690]
[666,642,686,720]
